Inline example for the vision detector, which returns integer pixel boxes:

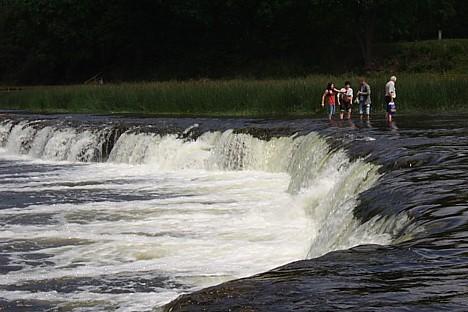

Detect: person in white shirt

[385,76,397,122]
[338,81,353,120]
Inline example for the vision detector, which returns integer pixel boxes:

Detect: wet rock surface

[164,115,468,311]
[165,245,468,311]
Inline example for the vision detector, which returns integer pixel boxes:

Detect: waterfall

[0,119,123,162]
[0,117,404,258]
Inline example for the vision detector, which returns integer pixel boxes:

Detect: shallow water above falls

[0,114,467,311]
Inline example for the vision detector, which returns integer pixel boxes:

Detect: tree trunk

[355,8,376,70]
[364,23,374,69]
[355,28,373,70]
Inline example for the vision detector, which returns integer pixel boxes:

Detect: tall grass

[1,74,467,117]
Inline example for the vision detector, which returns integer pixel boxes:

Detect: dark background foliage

[0,0,467,84]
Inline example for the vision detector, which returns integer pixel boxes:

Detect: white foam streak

[0,290,176,312]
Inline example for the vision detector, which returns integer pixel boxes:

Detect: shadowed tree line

[0,0,467,84]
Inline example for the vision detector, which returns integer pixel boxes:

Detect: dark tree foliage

[0,0,466,84]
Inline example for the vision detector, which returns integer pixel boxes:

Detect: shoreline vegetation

[1,73,467,117]
[1,39,468,117]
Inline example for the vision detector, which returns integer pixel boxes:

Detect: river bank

[1,73,467,117]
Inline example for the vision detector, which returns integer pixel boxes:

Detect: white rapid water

[0,119,117,162]
[0,119,402,311]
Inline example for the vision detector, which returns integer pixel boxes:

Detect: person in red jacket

[321,82,341,120]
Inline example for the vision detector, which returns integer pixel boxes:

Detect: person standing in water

[338,81,353,120]
[321,82,340,120]
[385,76,397,122]
[357,78,371,120]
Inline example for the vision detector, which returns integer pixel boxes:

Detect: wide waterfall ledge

[0,117,409,309]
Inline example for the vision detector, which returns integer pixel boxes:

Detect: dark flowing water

[0,113,467,311]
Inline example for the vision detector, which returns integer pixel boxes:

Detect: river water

[0,114,467,311]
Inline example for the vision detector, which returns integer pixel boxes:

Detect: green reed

[1,74,467,117]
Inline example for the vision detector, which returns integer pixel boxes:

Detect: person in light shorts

[385,76,397,122]
[357,78,371,120]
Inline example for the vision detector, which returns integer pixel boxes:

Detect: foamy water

[0,118,399,311]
